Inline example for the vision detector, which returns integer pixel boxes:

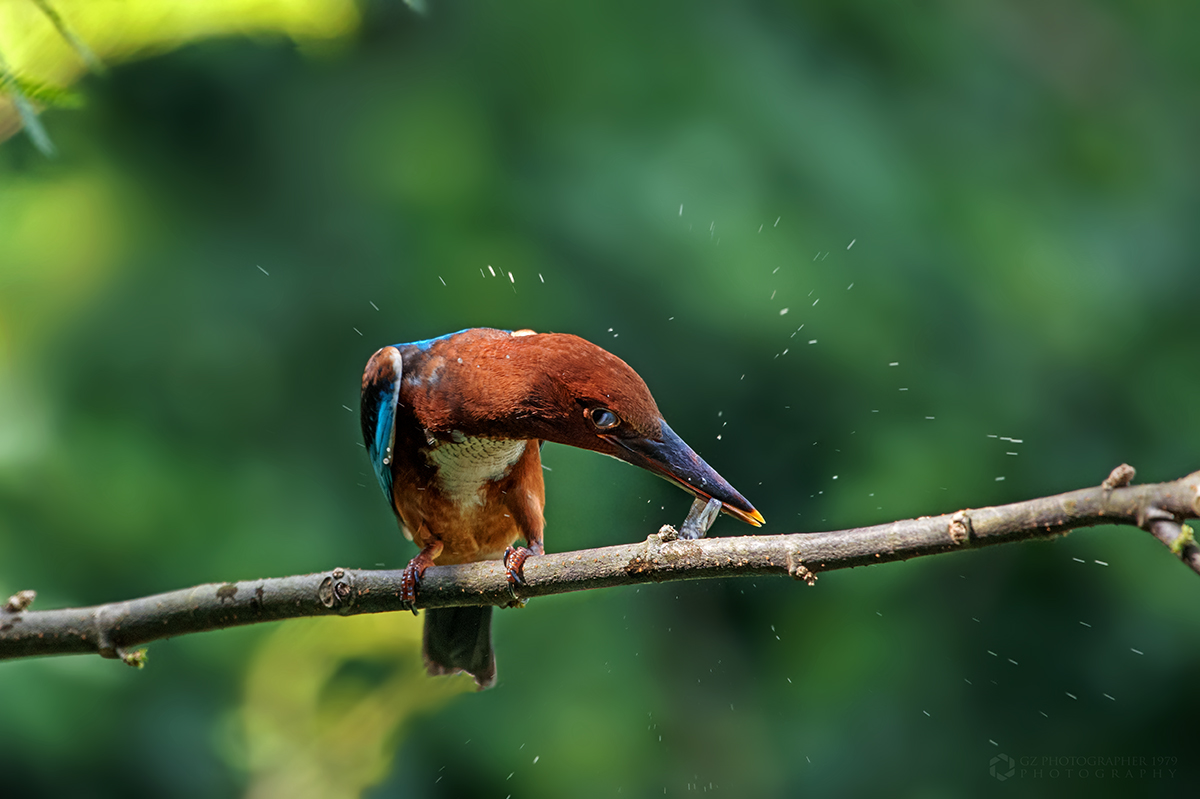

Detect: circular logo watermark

[990,753,1016,781]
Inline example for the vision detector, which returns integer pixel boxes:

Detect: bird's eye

[590,408,620,430]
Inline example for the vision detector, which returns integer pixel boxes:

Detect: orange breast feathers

[389,431,546,566]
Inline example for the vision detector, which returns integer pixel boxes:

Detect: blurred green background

[2,1,1198,796]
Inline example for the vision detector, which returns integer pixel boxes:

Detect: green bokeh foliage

[2,1,1199,796]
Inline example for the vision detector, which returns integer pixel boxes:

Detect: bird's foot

[503,545,539,603]
[399,558,430,615]
[503,546,533,586]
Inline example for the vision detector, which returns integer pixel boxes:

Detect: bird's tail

[422,606,496,689]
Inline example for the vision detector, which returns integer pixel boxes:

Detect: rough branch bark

[3,465,1198,665]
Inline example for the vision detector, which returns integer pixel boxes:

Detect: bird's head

[467,331,764,527]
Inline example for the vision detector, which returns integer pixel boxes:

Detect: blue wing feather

[360,346,403,505]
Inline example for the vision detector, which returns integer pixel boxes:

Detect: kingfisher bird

[360,327,763,688]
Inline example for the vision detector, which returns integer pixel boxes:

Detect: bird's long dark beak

[607,421,765,527]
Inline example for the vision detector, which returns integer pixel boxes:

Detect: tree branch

[3,464,1198,664]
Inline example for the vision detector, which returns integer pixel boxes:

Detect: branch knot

[651,524,679,543]
[786,551,817,585]
[948,510,973,545]
[4,590,35,613]
[318,568,357,611]
[1102,463,1136,491]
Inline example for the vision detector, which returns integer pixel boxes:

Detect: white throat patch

[425,434,527,508]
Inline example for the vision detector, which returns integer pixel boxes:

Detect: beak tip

[721,503,764,527]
